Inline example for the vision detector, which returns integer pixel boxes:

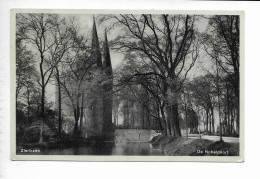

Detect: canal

[37,141,162,155]
[17,129,162,155]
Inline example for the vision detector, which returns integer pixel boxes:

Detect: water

[111,142,161,155]
[17,129,163,155]
[18,141,162,155]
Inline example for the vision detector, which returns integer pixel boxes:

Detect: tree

[16,39,37,105]
[189,75,217,134]
[59,37,95,135]
[106,14,199,137]
[17,14,76,142]
[203,15,240,134]
[114,55,166,132]
[50,16,80,139]
[16,37,41,129]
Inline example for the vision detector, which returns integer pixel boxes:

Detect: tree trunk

[236,108,239,135]
[141,102,145,129]
[211,107,215,134]
[39,52,45,143]
[79,105,83,133]
[147,110,151,129]
[166,105,173,136]
[164,83,182,137]
[27,88,30,122]
[73,104,80,136]
[209,111,212,133]
[206,109,209,133]
[56,67,62,139]
[156,103,163,132]
[226,82,231,135]
[79,93,84,134]
[39,81,45,143]
[160,106,168,135]
[165,97,181,137]
[184,101,188,138]
[113,107,118,127]
[172,102,181,137]
[197,107,200,134]
[231,109,234,134]
[216,58,222,140]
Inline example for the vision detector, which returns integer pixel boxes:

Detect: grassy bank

[151,135,239,156]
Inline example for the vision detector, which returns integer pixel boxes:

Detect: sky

[41,14,211,104]
[17,13,215,126]
[46,14,125,102]
[65,14,210,70]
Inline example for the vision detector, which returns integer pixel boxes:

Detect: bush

[22,127,41,143]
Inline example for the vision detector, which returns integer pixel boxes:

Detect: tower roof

[91,16,102,68]
[103,30,112,69]
[103,30,113,76]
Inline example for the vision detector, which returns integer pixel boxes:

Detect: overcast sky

[43,14,211,103]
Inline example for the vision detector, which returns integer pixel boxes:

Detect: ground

[151,135,239,156]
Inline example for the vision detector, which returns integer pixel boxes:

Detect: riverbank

[151,135,239,156]
[16,138,160,155]
[16,137,115,154]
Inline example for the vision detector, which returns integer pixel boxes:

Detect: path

[187,134,239,143]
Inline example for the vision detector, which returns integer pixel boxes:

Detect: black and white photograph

[11,10,243,161]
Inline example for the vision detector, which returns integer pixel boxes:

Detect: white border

[2,1,260,179]
[10,9,244,162]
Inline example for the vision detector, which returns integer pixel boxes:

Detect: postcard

[11,9,244,162]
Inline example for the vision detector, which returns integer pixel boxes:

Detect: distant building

[55,17,114,140]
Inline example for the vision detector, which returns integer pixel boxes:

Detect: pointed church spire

[91,16,102,68]
[103,29,112,75]
[102,29,114,140]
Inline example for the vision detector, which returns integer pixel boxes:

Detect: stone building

[55,17,114,140]
[84,18,114,140]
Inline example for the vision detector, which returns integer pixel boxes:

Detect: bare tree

[17,13,76,142]
[59,40,95,135]
[203,15,240,134]
[107,14,199,137]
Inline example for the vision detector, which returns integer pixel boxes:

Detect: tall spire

[103,29,112,76]
[102,29,114,141]
[91,16,102,68]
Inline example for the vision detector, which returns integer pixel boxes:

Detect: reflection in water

[20,142,162,155]
[41,142,115,155]
[111,142,161,155]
